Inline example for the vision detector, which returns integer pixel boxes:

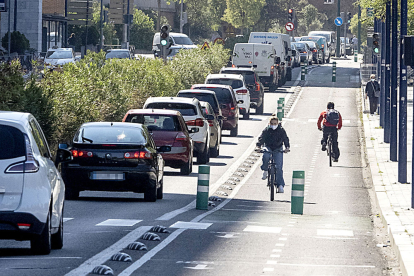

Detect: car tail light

[124,151,151,159]
[248,61,252,64]
[175,132,187,141]
[302,51,307,53]
[186,118,204,127]
[237,89,248,94]
[313,49,317,52]
[232,64,236,68]
[208,120,213,127]
[5,135,39,173]
[255,83,260,91]
[17,223,31,230]
[71,149,93,158]
[271,65,274,70]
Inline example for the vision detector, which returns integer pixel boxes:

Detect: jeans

[321,127,340,159]
[260,147,285,187]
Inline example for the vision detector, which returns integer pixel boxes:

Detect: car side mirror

[189,127,199,133]
[157,146,172,153]
[237,100,244,104]
[54,148,72,166]
[291,49,296,55]
[206,114,214,121]
[217,115,223,120]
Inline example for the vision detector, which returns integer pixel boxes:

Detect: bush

[1,31,30,54]
[130,9,155,50]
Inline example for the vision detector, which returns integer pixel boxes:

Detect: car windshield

[76,126,146,144]
[106,51,130,59]
[309,33,330,41]
[0,125,25,160]
[293,43,306,50]
[178,93,218,111]
[46,50,73,59]
[207,78,243,89]
[304,42,316,48]
[125,114,181,131]
[221,70,255,84]
[300,37,319,43]
[193,87,233,104]
[173,36,194,45]
[146,102,197,116]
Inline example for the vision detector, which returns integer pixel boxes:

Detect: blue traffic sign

[334,17,343,26]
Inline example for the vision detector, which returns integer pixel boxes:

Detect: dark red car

[123,109,194,175]
[191,84,240,137]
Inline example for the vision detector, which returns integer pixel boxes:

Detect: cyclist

[317,102,342,162]
[256,117,290,193]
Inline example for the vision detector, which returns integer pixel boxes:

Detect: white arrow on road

[185,264,212,270]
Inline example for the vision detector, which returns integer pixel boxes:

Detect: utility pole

[7,0,11,54]
[380,21,386,127]
[336,0,341,57]
[384,1,391,143]
[357,5,361,53]
[157,0,161,32]
[180,0,183,33]
[399,0,408,182]
[390,0,398,161]
[13,0,16,31]
[100,0,103,51]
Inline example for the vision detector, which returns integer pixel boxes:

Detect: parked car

[176,89,223,128]
[205,73,251,119]
[60,122,170,202]
[143,97,211,164]
[303,41,323,64]
[105,49,134,59]
[0,111,70,254]
[199,101,221,157]
[191,84,240,137]
[292,42,312,65]
[219,67,264,115]
[341,37,353,56]
[123,109,194,175]
[152,32,197,57]
[44,47,76,67]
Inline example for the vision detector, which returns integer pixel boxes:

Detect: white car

[44,48,76,67]
[205,73,251,120]
[143,97,211,164]
[0,112,70,254]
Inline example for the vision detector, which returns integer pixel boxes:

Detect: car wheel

[243,110,250,120]
[230,124,238,137]
[180,155,192,175]
[31,213,51,255]
[256,102,264,114]
[210,139,220,158]
[327,56,330,63]
[144,178,157,202]
[286,69,292,81]
[157,179,163,199]
[197,143,209,164]
[65,186,79,200]
[51,214,63,249]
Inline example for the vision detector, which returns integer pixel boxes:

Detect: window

[324,0,334,4]
[0,125,25,160]
[146,103,197,116]
[126,114,181,131]
[77,126,147,144]
[29,120,51,158]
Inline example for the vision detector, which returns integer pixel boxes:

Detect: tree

[222,0,266,35]
[130,9,155,50]
[296,4,327,35]
[1,31,30,54]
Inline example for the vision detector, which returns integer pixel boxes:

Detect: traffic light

[288,9,294,22]
[347,12,352,23]
[160,25,169,46]
[372,33,380,54]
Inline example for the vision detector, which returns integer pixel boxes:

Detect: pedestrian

[317,102,342,162]
[352,35,358,51]
[256,117,290,193]
[365,74,380,115]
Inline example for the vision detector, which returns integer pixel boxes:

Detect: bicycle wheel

[268,166,275,201]
[328,138,333,167]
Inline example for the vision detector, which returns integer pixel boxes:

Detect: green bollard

[332,62,336,82]
[291,171,305,215]
[301,65,305,80]
[354,50,358,62]
[196,165,210,210]
[277,99,284,120]
[305,62,308,74]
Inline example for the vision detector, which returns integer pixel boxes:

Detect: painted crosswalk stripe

[96,219,142,227]
[243,225,282,233]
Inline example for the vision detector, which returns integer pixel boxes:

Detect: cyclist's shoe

[321,142,327,151]
[277,185,284,193]
[333,158,339,162]
[262,171,268,180]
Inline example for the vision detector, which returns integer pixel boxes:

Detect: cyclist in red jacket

[317,102,342,162]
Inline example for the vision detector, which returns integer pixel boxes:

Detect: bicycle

[258,148,286,201]
[326,132,333,167]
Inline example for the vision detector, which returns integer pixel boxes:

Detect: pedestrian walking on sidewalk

[365,74,380,115]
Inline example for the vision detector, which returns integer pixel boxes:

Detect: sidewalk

[362,86,414,276]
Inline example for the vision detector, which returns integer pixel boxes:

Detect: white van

[152,32,197,56]
[308,31,336,58]
[232,43,279,91]
[248,32,292,86]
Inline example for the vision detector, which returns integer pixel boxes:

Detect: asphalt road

[0,60,400,276]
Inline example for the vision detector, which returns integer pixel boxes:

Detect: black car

[60,122,170,202]
[219,67,264,114]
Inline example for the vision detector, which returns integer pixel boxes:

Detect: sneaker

[333,158,338,162]
[321,142,326,151]
[262,171,268,180]
[277,185,284,193]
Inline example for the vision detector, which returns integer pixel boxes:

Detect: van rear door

[252,44,274,77]
[232,43,254,67]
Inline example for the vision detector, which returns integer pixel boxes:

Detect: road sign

[0,0,5,12]
[285,22,294,32]
[334,17,343,26]
[201,42,210,50]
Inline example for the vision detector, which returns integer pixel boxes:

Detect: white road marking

[96,219,142,227]
[272,249,282,253]
[270,254,281,258]
[263,267,274,272]
[276,263,375,268]
[275,243,285,247]
[155,201,196,221]
[217,233,238,238]
[266,260,278,265]
[170,221,212,230]
[308,119,318,123]
[279,237,287,241]
[4,257,82,260]
[185,264,212,270]
[65,226,151,276]
[243,225,282,233]
[63,218,73,222]
[317,229,354,236]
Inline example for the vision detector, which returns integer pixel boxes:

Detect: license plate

[90,171,125,180]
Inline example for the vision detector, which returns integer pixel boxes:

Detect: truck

[248,32,292,86]
[308,31,336,61]
[232,43,279,91]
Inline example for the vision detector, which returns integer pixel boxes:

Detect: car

[303,41,323,64]
[292,42,313,65]
[60,122,170,202]
[290,43,301,67]
[44,47,77,68]
[105,49,134,59]
[143,97,211,164]
[0,111,70,255]
[199,101,221,157]
[308,31,336,60]
[152,32,197,57]
[122,109,194,175]
[341,37,354,56]
[191,84,240,137]
[176,89,223,129]
[219,67,264,115]
[300,36,329,63]
[205,73,251,119]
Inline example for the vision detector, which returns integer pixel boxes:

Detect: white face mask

[271,125,278,130]
[371,78,375,82]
